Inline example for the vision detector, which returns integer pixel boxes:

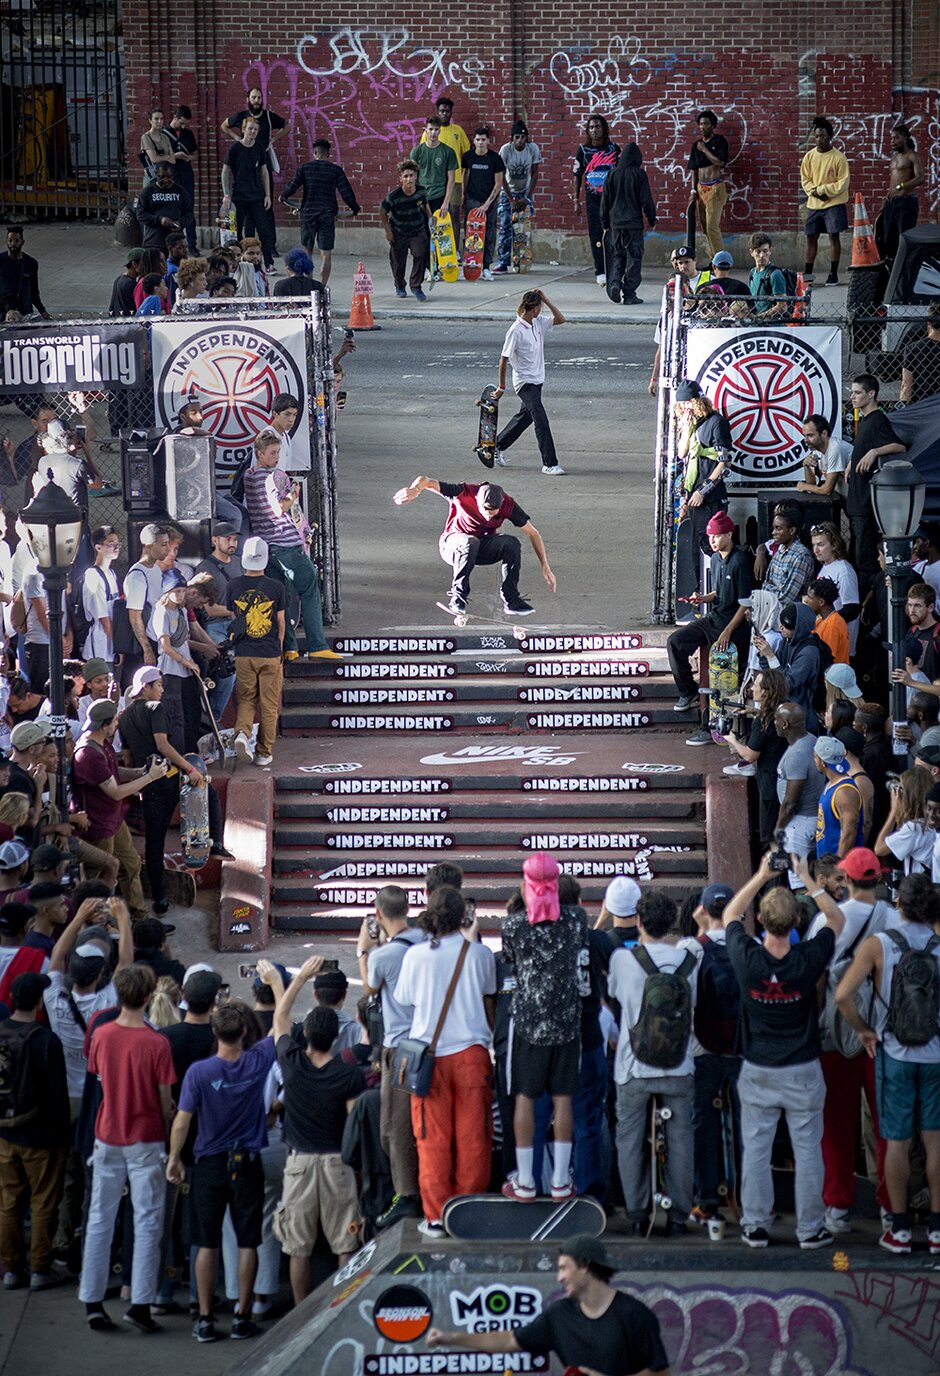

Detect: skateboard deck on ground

[475,384,500,467]
[707,643,739,737]
[648,1099,672,1237]
[463,207,487,281]
[431,209,459,283]
[179,752,210,868]
[714,1089,741,1222]
[442,1193,605,1242]
[511,202,533,273]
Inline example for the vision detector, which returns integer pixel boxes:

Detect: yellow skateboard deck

[431,209,458,283]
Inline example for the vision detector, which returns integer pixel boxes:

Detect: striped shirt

[243,465,301,548]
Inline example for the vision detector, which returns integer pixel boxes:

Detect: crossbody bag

[391,940,469,1097]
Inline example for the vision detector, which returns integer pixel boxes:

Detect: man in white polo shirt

[494,289,567,477]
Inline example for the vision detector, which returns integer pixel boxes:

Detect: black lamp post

[870,460,927,759]
[21,476,84,812]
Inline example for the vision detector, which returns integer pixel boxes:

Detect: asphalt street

[335,317,660,631]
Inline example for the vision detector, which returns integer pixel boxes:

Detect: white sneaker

[542,465,566,476]
[495,449,508,466]
[723,760,757,777]
[824,1208,852,1235]
[482,268,494,281]
[417,1219,446,1239]
[596,273,606,285]
[253,754,273,768]
[234,731,254,763]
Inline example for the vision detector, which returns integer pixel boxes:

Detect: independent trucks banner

[0,326,143,392]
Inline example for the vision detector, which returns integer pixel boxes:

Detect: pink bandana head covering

[522,852,560,924]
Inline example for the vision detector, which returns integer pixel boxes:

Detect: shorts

[511,1032,580,1098]
[301,213,336,251]
[805,204,848,236]
[189,1149,264,1249]
[876,1048,940,1139]
[272,1151,360,1256]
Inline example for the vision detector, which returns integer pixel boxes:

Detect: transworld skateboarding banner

[150,318,311,474]
[0,326,142,392]
[685,325,842,484]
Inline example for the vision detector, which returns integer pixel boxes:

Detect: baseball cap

[31,842,67,871]
[140,523,164,546]
[557,1234,618,1272]
[700,883,734,916]
[834,726,865,757]
[674,244,695,260]
[253,961,289,993]
[604,875,641,918]
[712,251,734,268]
[837,847,886,883]
[675,380,703,403]
[10,720,52,750]
[81,658,110,682]
[0,840,30,872]
[130,665,161,698]
[478,483,504,510]
[241,536,269,572]
[814,736,849,774]
[11,970,51,1009]
[212,521,238,537]
[88,700,118,727]
[824,663,862,699]
[125,248,145,266]
[314,969,349,993]
[916,743,940,766]
[183,961,217,985]
[133,918,175,950]
[183,969,223,1007]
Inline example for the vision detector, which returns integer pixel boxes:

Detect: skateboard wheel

[455,616,469,628]
[659,1107,672,1121]
[659,1196,673,1212]
[717,1184,729,1197]
[712,1096,724,1109]
[513,626,527,640]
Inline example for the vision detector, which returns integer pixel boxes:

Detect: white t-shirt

[81,565,121,660]
[124,560,165,640]
[368,929,424,1048]
[43,969,118,1099]
[818,557,860,653]
[932,832,940,885]
[804,436,850,488]
[875,924,940,1062]
[915,557,940,606]
[807,896,896,960]
[500,313,553,391]
[23,572,67,647]
[607,939,701,1083]
[396,932,496,1056]
[33,452,84,504]
[885,821,936,876]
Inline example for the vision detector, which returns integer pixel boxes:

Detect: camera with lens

[768,829,790,873]
[214,647,236,680]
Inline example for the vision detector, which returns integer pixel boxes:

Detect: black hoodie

[600,143,657,231]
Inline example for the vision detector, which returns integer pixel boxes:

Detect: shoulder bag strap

[65,989,88,1033]
[428,940,470,1054]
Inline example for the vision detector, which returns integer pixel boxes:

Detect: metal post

[886,537,911,759]
[43,566,69,813]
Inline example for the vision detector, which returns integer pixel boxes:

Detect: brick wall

[123,3,939,249]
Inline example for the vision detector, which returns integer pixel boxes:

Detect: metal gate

[0,0,125,219]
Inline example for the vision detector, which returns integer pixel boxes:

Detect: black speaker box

[755,490,843,547]
[120,429,165,514]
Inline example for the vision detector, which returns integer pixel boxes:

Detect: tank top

[815,777,864,856]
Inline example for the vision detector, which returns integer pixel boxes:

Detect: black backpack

[0,1022,41,1127]
[757,262,801,319]
[886,930,940,1047]
[629,947,696,1070]
[69,565,107,650]
[692,935,740,1056]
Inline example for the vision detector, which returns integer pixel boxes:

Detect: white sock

[553,1141,573,1188]
[515,1147,535,1189]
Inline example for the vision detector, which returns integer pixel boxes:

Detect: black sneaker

[123,1304,161,1334]
[622,295,644,305]
[664,1218,688,1237]
[504,599,535,616]
[799,1227,834,1250]
[741,1227,770,1248]
[193,1316,220,1343]
[86,1304,116,1331]
[210,845,235,859]
[447,595,468,614]
[231,1316,261,1340]
[376,1193,423,1229]
[824,271,839,286]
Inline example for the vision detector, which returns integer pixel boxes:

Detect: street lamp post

[21,476,84,813]
[870,460,927,760]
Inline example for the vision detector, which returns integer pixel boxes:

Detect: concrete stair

[270,627,715,932]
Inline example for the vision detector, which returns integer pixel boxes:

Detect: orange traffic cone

[348,261,380,330]
[850,193,881,269]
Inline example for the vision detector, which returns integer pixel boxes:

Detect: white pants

[78,1139,166,1305]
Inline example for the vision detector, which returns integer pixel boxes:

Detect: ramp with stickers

[271,629,747,931]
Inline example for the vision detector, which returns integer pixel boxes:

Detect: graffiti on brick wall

[244,27,484,165]
[838,86,940,215]
[548,35,653,103]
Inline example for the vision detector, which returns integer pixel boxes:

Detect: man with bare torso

[879,123,923,264]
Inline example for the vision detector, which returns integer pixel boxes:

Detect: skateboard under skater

[442,1193,605,1242]
[474,384,500,468]
[435,601,540,638]
[707,643,739,740]
[179,752,211,868]
[463,206,487,282]
[648,1099,673,1237]
[511,202,533,273]
[431,209,459,283]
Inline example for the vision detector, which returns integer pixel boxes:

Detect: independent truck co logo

[695,331,838,478]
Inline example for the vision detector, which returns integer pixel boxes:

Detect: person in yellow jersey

[422,97,470,255]
[800,117,850,286]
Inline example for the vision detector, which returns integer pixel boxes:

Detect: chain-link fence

[0,292,342,619]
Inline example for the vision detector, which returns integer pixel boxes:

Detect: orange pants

[410,1044,492,1222]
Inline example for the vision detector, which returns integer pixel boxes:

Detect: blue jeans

[496,193,534,269]
[692,1052,742,1209]
[265,543,327,653]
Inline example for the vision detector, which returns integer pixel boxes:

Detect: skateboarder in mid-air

[393,477,556,616]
